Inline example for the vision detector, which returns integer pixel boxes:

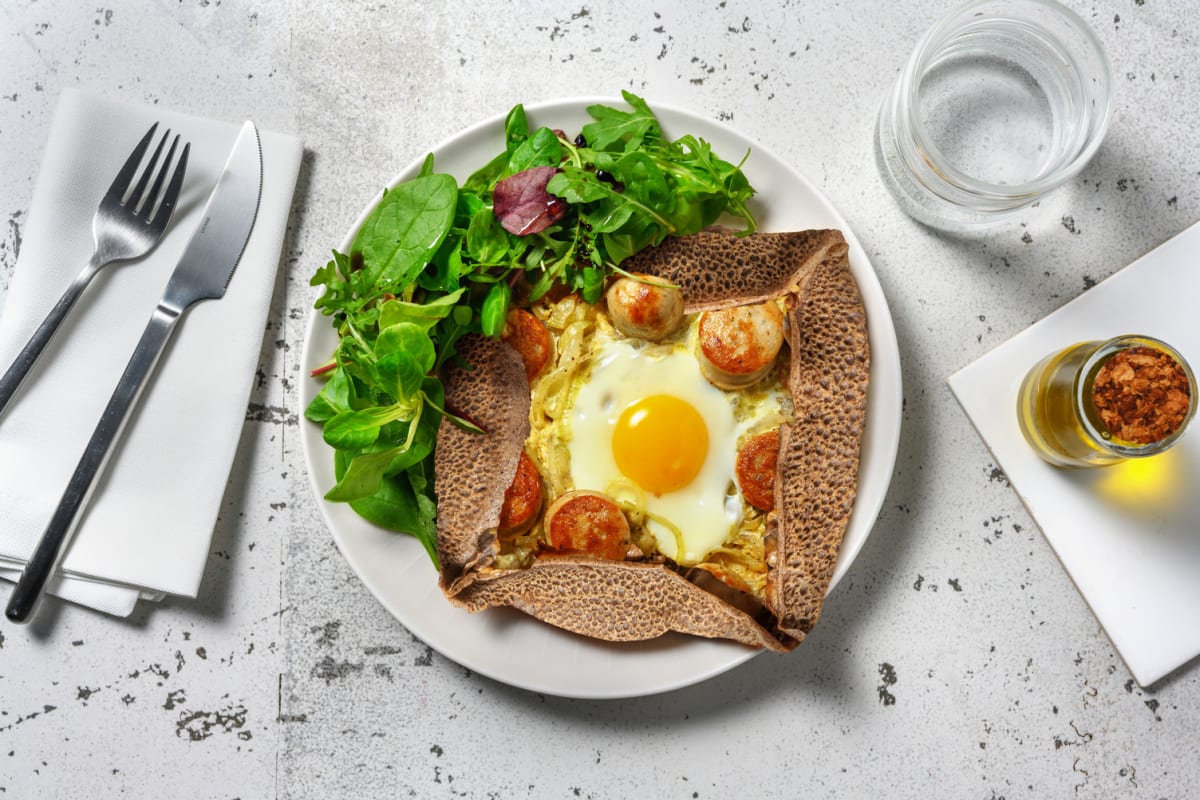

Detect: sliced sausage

[501,308,551,382]
[735,428,780,511]
[498,450,542,537]
[543,490,631,561]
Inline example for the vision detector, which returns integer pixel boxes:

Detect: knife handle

[0,256,103,420]
[5,304,180,624]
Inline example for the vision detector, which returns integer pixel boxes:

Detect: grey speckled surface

[2,1,1198,797]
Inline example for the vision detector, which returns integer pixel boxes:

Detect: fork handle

[5,304,180,624]
[0,255,104,418]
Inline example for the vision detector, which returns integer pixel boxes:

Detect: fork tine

[126,127,170,212]
[104,123,158,204]
[140,134,180,220]
[149,142,189,232]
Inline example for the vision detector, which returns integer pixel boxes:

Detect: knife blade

[5,121,263,624]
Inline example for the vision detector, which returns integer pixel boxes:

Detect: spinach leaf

[504,126,563,176]
[353,174,457,287]
[337,451,440,566]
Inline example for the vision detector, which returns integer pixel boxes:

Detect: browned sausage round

[735,429,780,511]
[543,490,631,561]
[605,274,685,342]
[498,450,542,536]
[697,302,784,389]
[502,308,551,382]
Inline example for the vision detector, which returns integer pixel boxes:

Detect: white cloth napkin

[0,89,302,616]
[949,220,1200,686]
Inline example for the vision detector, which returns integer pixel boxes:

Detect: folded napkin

[949,220,1200,686]
[0,89,302,616]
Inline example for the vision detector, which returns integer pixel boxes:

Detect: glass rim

[897,0,1115,201]
[1074,335,1197,456]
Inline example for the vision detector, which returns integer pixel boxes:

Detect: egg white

[564,324,784,566]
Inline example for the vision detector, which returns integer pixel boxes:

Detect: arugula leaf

[546,167,609,205]
[582,90,661,151]
[617,152,671,213]
[434,305,474,370]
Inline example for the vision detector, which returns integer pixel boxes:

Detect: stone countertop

[1,1,1197,797]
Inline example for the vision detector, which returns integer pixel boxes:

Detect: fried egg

[565,324,785,565]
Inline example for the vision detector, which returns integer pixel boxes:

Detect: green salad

[306,91,758,565]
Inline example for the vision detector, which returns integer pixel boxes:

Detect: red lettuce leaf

[493,166,568,236]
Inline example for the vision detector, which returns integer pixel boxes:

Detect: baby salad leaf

[322,400,417,451]
[493,166,568,235]
[327,447,409,502]
[324,376,444,504]
[466,205,512,264]
[335,450,440,566]
[326,401,431,501]
[377,287,466,333]
[304,365,354,423]
[480,282,511,338]
[309,92,759,567]
[376,351,426,403]
[463,104,531,193]
[504,126,563,176]
[376,322,436,372]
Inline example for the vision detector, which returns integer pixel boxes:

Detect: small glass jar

[1017,335,1196,467]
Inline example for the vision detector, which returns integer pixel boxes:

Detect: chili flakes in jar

[1091,345,1192,445]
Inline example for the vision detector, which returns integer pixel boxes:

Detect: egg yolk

[612,394,709,495]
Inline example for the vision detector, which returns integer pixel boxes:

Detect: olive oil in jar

[1017,341,1115,467]
[1017,335,1197,468]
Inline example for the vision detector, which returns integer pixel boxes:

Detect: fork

[0,123,190,418]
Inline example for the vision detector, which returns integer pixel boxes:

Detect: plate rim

[299,95,903,699]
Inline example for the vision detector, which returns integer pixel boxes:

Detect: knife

[5,121,263,624]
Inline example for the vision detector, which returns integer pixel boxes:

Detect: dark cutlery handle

[5,304,179,624]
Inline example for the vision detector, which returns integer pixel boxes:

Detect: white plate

[300,97,903,699]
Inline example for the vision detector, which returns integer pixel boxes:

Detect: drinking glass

[875,0,1114,232]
